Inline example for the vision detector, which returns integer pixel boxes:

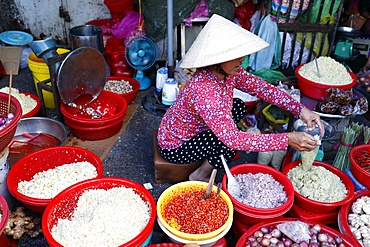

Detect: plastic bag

[112,11,141,40]
[277,221,311,243]
[184,0,208,27]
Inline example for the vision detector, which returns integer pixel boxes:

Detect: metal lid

[57,47,107,105]
[0,31,33,46]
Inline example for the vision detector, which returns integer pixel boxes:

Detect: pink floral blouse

[157,67,304,152]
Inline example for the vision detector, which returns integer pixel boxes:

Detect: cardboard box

[0,46,22,75]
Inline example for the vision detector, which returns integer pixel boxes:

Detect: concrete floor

[1,63,370,246]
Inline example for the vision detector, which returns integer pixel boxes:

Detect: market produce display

[235,172,288,208]
[4,206,42,240]
[0,112,14,130]
[287,163,348,203]
[0,87,37,116]
[242,220,346,246]
[316,88,368,116]
[104,78,133,94]
[347,195,370,246]
[162,189,229,234]
[298,57,353,86]
[17,161,98,199]
[51,186,151,247]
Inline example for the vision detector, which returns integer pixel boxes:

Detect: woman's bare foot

[189,160,214,182]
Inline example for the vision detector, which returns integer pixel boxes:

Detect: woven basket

[0,92,22,152]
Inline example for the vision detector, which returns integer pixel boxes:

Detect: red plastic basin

[106,76,140,105]
[282,160,355,213]
[20,92,41,118]
[221,163,294,226]
[7,146,103,214]
[42,177,156,247]
[295,64,357,100]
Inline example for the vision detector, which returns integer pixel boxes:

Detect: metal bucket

[70,25,104,54]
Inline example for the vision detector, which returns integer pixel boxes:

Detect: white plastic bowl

[157,218,232,247]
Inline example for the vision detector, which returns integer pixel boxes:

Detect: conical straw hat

[180,14,269,69]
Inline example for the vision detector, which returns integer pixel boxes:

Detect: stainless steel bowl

[13,117,69,144]
[293,119,335,140]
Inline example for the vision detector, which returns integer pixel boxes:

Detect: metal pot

[70,25,104,54]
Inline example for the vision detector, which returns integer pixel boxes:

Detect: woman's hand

[299,107,324,137]
[288,132,318,152]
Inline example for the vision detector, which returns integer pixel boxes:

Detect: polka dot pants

[159,98,247,168]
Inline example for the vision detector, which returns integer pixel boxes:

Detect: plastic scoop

[21,132,60,147]
[201,169,217,200]
[220,154,241,198]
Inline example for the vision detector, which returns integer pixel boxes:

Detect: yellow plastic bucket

[28,48,70,108]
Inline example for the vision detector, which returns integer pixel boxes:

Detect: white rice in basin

[298,57,353,86]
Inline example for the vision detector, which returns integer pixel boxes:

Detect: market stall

[1,0,370,246]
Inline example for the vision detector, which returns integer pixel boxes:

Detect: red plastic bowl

[338,189,370,247]
[60,90,127,140]
[282,160,355,213]
[349,144,370,189]
[0,195,9,235]
[63,113,125,140]
[106,76,140,105]
[21,92,41,118]
[221,163,294,226]
[236,218,359,247]
[7,146,103,214]
[295,64,357,100]
[42,177,156,247]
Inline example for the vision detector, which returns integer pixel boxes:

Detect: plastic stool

[152,131,202,184]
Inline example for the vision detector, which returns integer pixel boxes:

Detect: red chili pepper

[163,190,229,234]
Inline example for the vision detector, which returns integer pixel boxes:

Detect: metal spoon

[67,102,102,118]
[201,169,217,200]
[313,51,321,78]
[220,154,241,198]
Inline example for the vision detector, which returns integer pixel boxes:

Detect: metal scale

[333,26,362,63]
[28,38,106,121]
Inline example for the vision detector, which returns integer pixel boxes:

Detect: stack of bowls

[60,90,127,140]
[221,163,295,239]
[42,177,156,247]
[157,181,233,247]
